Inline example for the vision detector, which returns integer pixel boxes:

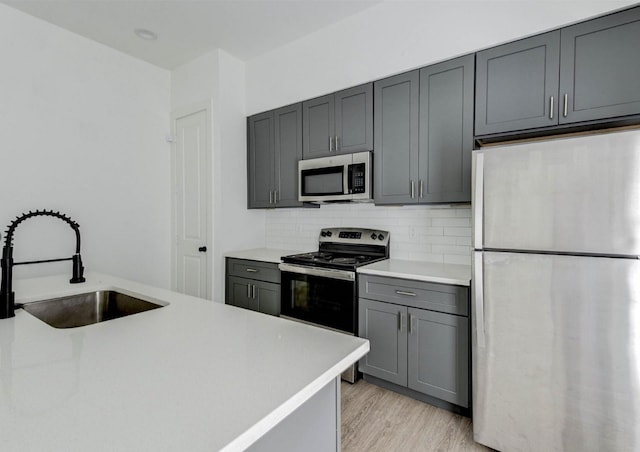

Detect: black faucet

[0,210,86,319]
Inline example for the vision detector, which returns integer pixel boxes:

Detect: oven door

[279,263,356,334]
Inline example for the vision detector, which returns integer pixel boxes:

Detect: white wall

[0,4,171,287]
[246,1,637,114]
[172,49,265,303]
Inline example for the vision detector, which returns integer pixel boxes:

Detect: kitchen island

[0,273,369,451]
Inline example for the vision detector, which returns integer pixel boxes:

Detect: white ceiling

[1,0,381,69]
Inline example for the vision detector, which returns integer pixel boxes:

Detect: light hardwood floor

[341,380,491,452]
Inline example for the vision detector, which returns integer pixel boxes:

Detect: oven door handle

[279,263,356,282]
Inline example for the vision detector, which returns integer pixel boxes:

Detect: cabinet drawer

[359,275,468,316]
[226,258,280,283]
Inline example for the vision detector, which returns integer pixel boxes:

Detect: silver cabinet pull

[269,191,273,204]
[245,268,258,273]
[396,290,416,297]
[563,93,568,117]
[252,284,256,299]
[274,190,278,203]
[419,179,424,199]
[410,180,415,199]
[246,284,251,299]
[408,313,413,334]
[549,96,554,119]
[329,136,333,151]
[335,135,340,151]
[398,311,402,332]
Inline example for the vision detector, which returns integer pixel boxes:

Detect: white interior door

[173,106,210,299]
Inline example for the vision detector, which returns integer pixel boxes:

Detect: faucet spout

[0,210,86,319]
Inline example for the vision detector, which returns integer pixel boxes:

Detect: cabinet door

[419,55,474,203]
[274,104,303,208]
[374,71,420,205]
[302,94,335,159]
[358,299,408,386]
[247,112,274,208]
[254,280,281,316]
[335,83,373,153]
[559,7,640,124]
[407,308,469,407]
[226,276,253,309]
[475,31,560,135]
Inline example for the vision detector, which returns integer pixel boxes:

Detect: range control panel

[319,227,390,246]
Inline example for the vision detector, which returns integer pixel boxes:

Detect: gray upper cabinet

[248,111,274,208]
[247,104,302,209]
[374,71,420,205]
[375,54,474,205]
[475,31,560,136]
[419,55,474,203]
[274,104,303,207]
[303,83,373,159]
[476,6,640,137]
[559,7,640,124]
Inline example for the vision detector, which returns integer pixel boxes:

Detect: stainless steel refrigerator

[472,130,640,451]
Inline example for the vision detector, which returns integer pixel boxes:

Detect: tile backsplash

[266,203,472,265]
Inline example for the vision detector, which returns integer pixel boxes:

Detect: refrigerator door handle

[473,252,486,348]
[472,152,484,250]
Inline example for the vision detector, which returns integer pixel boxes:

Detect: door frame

[170,100,213,300]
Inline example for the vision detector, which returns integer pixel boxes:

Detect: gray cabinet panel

[419,55,474,203]
[358,298,407,386]
[302,94,335,159]
[560,7,640,124]
[359,274,469,316]
[247,112,274,208]
[274,104,303,207]
[227,258,280,283]
[374,71,420,204]
[335,83,373,153]
[226,275,253,310]
[254,280,280,316]
[408,308,469,407]
[475,31,560,135]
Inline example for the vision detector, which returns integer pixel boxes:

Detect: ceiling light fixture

[134,28,157,40]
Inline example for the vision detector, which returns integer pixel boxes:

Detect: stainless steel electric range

[279,227,390,382]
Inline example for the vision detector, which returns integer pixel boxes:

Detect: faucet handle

[70,254,86,284]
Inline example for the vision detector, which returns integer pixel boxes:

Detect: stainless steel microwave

[298,151,372,202]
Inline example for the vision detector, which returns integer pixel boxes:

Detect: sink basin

[22,290,165,328]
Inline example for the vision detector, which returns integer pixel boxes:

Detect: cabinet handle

[398,311,403,332]
[245,268,258,273]
[274,190,279,203]
[410,180,415,199]
[252,284,256,299]
[329,136,333,152]
[396,290,416,297]
[549,96,554,119]
[563,93,568,117]
[419,179,424,199]
[408,313,413,334]
[335,135,340,151]
[247,284,251,299]
[269,191,273,204]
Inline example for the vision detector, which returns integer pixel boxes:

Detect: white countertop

[358,259,471,286]
[225,248,303,264]
[1,273,368,452]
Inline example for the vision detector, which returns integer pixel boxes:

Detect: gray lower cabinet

[374,54,474,205]
[476,6,640,136]
[302,83,373,159]
[358,275,469,408]
[248,103,302,209]
[225,258,281,316]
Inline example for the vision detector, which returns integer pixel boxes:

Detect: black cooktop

[281,227,390,271]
